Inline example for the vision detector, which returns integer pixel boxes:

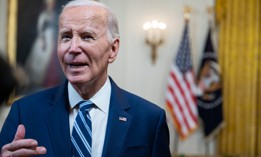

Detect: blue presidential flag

[196,29,224,140]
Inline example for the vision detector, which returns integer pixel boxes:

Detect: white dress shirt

[68,77,111,157]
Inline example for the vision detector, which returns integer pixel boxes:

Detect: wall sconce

[143,20,166,64]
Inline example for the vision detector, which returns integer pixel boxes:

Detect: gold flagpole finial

[207,6,215,27]
[184,6,191,22]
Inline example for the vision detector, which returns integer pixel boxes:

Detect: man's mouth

[68,63,88,69]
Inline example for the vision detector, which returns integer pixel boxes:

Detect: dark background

[16,0,69,65]
[16,0,69,95]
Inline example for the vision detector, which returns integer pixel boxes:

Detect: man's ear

[108,38,120,63]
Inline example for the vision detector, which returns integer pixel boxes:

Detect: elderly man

[0,0,171,157]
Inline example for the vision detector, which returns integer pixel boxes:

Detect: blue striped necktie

[71,100,94,157]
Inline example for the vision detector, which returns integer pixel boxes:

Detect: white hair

[61,0,120,42]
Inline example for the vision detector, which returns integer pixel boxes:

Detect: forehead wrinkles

[60,15,107,26]
[59,7,109,29]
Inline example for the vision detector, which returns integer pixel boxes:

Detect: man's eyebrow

[58,28,71,33]
[81,29,106,39]
[81,30,95,35]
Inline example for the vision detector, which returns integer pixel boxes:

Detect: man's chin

[68,77,87,85]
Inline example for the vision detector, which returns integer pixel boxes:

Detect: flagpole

[205,8,212,156]
[205,140,210,155]
[173,129,179,156]
[204,7,212,157]
[172,6,192,156]
[183,5,190,77]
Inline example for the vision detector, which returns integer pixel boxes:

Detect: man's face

[57,6,118,86]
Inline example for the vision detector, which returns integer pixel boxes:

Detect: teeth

[69,65,86,68]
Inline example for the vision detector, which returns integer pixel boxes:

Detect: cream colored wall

[0,0,216,155]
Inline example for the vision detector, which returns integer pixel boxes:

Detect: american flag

[166,22,198,139]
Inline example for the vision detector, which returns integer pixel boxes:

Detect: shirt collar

[68,77,111,114]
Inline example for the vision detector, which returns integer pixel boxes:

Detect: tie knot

[78,100,94,112]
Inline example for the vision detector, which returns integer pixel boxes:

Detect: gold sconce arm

[145,37,164,64]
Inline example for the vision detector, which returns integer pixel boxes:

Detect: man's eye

[61,34,71,41]
[82,34,94,42]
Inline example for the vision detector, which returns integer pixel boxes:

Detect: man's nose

[68,37,81,54]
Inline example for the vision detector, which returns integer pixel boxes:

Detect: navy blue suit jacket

[0,78,171,157]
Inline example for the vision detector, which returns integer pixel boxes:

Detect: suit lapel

[102,78,132,157]
[45,79,132,157]
[46,82,72,157]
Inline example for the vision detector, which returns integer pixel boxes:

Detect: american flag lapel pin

[119,116,127,122]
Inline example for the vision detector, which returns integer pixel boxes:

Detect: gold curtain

[215,0,261,156]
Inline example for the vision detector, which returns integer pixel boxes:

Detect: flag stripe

[166,101,186,138]
[171,66,197,128]
[167,84,189,135]
[168,72,191,130]
[184,72,198,121]
[167,67,195,135]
